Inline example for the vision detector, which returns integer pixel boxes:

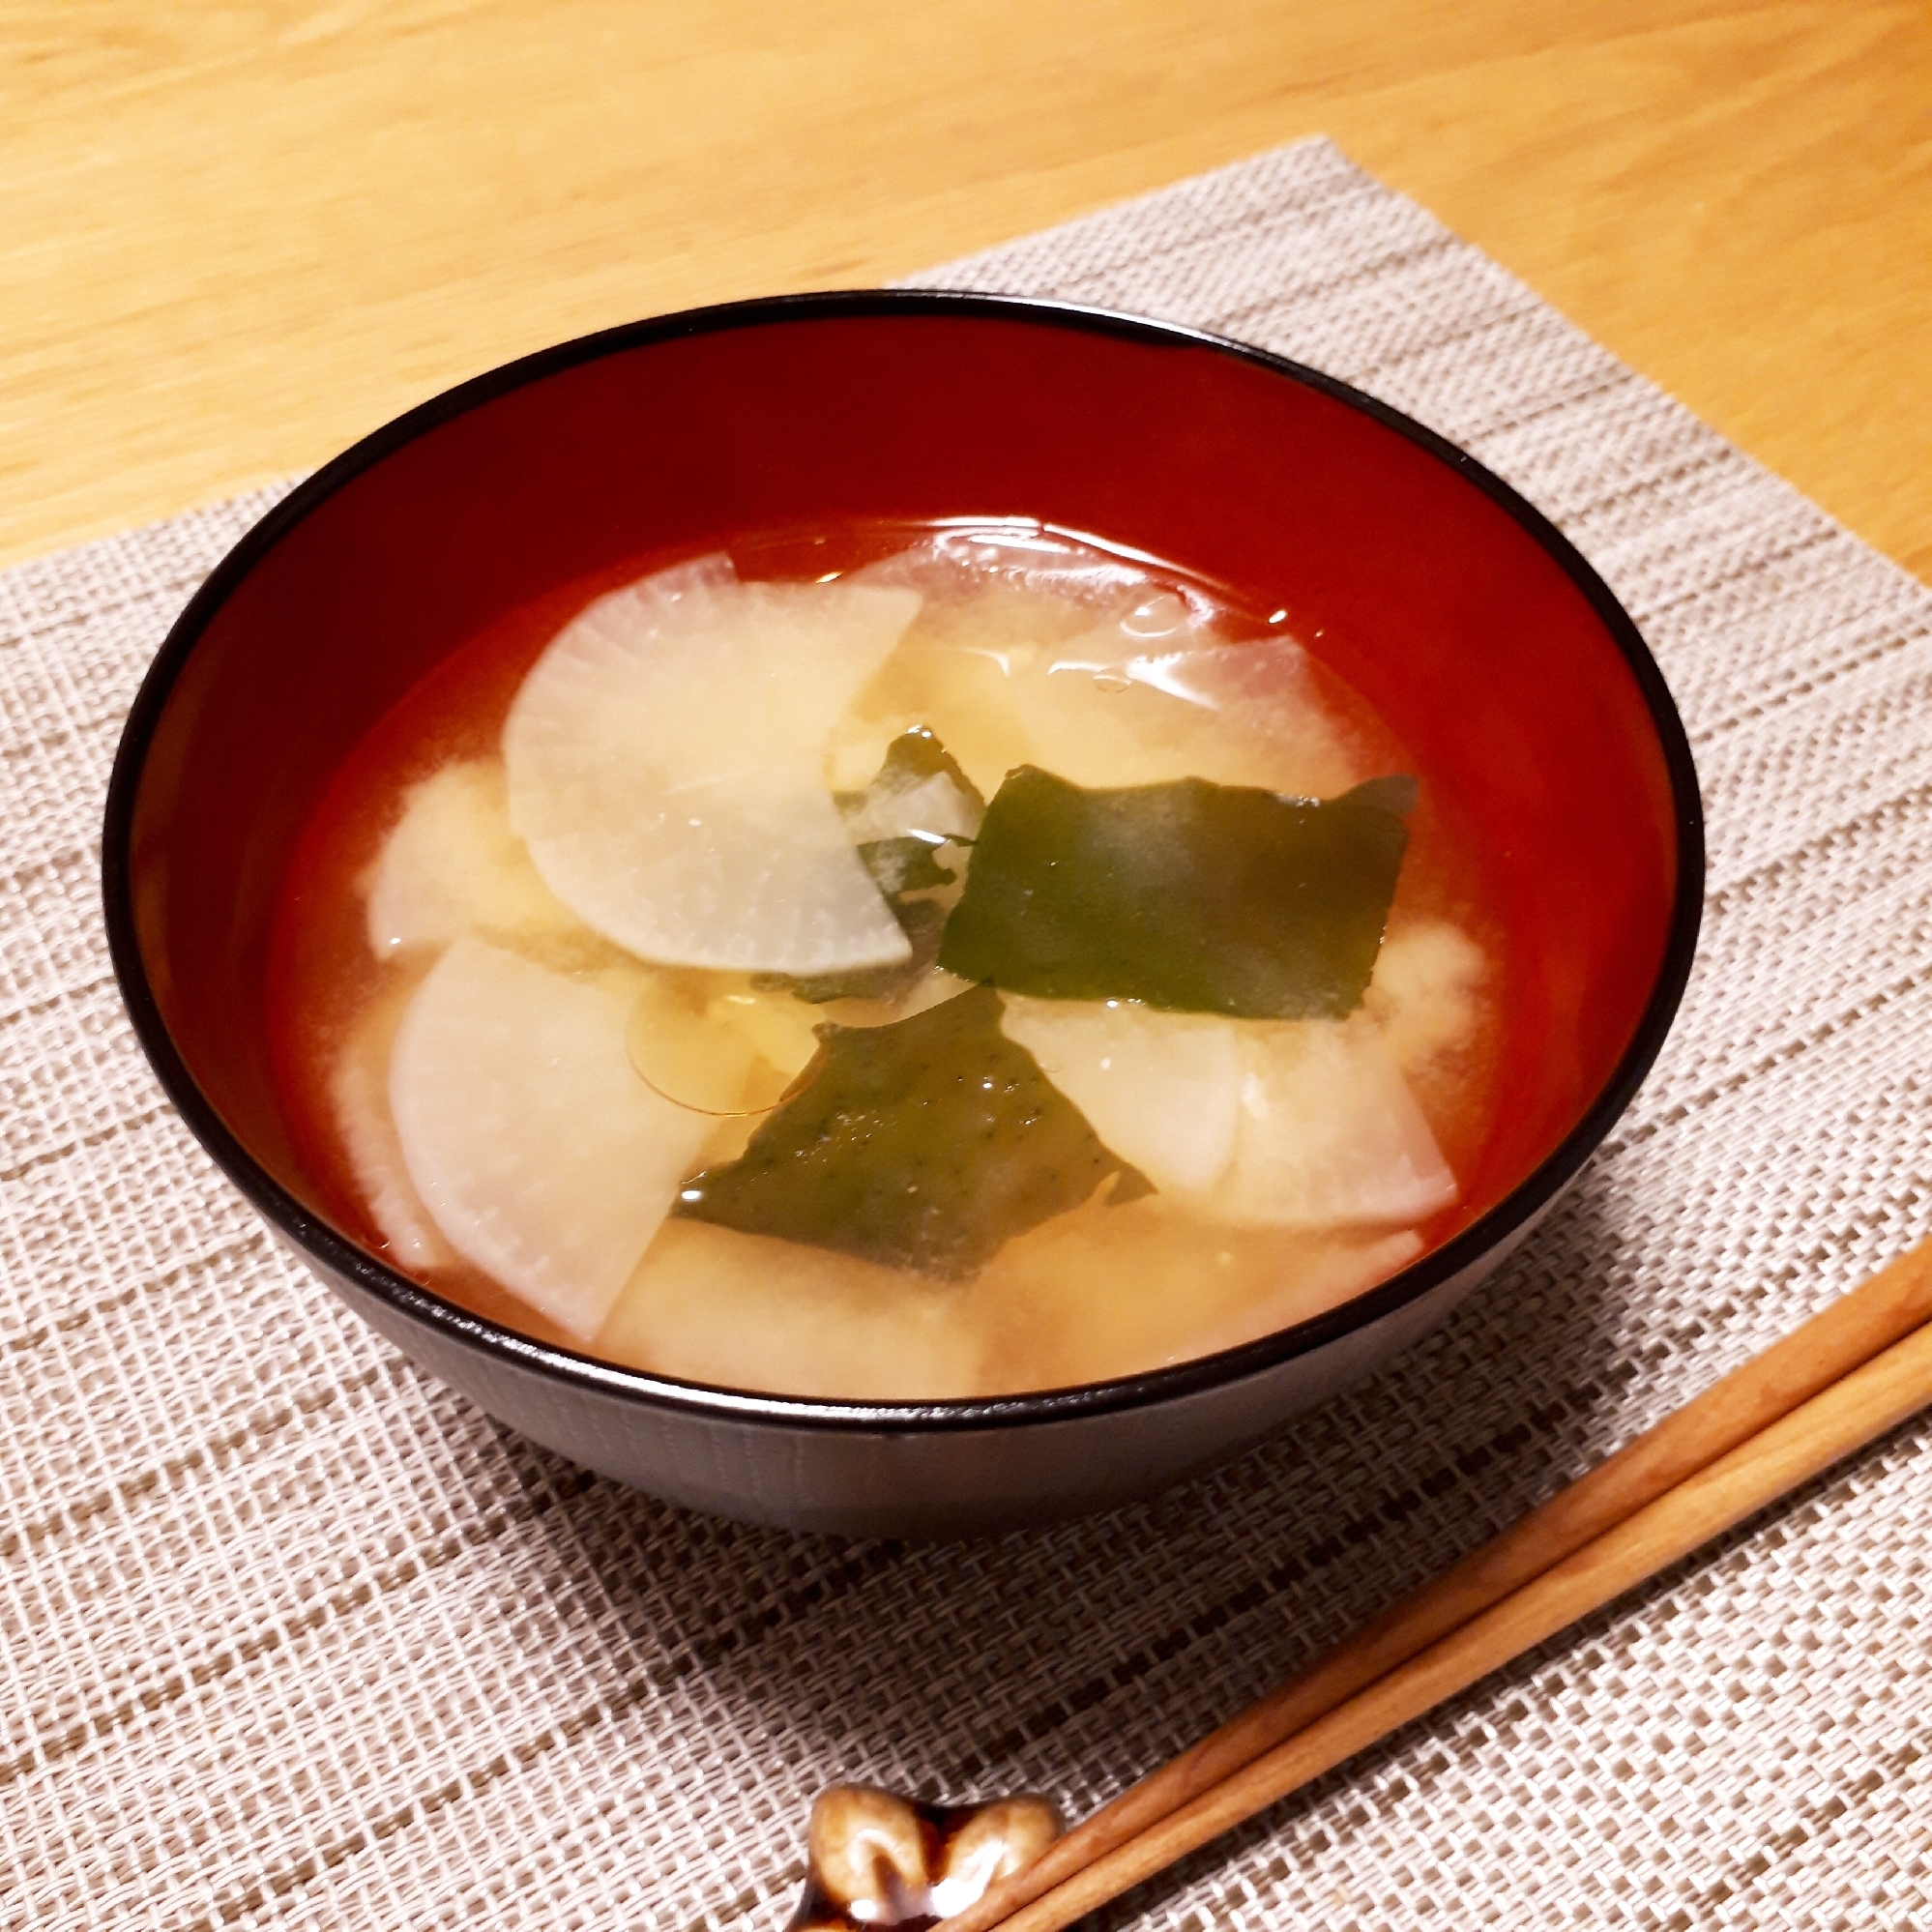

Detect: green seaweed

[937,768,1415,1019]
[767,727,986,1004]
[673,984,1149,1279]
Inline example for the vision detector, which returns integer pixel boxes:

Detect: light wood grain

[3,1,1928,576]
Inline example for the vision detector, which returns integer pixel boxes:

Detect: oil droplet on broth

[626,984,783,1116]
[1120,590,1190,641]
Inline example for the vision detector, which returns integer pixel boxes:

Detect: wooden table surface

[5,1,1927,579]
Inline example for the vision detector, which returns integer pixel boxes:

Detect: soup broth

[268,525,1506,1398]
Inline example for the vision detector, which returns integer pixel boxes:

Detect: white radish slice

[855,525,1158,639]
[504,568,923,973]
[1173,1227,1427,1360]
[595,1219,982,1400]
[329,982,454,1270]
[837,769,983,845]
[390,939,734,1339]
[998,995,1242,1195]
[1213,1018,1458,1229]
[827,644,1033,801]
[1011,630,1360,796]
[363,758,574,958]
[973,1202,1424,1390]
[837,624,1357,804]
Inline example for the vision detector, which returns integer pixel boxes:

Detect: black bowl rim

[102,287,1706,1433]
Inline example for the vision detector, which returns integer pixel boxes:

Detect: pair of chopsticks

[945,1237,1932,1932]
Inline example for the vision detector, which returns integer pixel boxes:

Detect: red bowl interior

[114,296,1696,1386]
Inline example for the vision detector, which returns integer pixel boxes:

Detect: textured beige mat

[4,136,1929,1930]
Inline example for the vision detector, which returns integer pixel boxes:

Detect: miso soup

[267,525,1505,1398]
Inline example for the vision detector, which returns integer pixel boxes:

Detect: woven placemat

[5,136,1928,1931]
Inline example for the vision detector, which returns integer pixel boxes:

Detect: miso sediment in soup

[269,527,1502,1398]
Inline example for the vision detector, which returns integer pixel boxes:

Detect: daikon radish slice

[1177,1227,1425,1357]
[829,642,1034,802]
[504,567,922,973]
[815,966,979,1031]
[1212,1018,1458,1229]
[1006,616,1361,798]
[975,1203,1423,1388]
[390,939,735,1338]
[329,981,454,1270]
[595,1219,982,1400]
[363,758,575,958]
[998,995,1242,1195]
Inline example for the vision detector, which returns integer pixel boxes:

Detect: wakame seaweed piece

[937,768,1416,1019]
[767,728,987,1003]
[673,984,1149,1279]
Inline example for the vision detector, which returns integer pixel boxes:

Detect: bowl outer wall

[310,1204,1550,1537]
[102,291,1704,1535]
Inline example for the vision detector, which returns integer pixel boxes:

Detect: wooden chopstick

[946,1238,1932,1932]
[993,1306,1932,1932]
